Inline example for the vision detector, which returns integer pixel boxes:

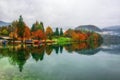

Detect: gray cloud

[0,0,120,29]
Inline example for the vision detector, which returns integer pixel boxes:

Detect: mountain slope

[75,25,102,32]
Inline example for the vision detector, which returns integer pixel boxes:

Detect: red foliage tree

[78,33,88,41]
[32,30,46,40]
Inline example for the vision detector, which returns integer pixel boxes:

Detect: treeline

[0,15,102,43]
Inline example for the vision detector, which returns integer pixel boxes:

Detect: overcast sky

[0,0,120,29]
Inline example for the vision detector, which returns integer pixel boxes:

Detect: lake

[0,41,120,80]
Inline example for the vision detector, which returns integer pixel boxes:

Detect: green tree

[31,21,45,32]
[54,27,59,36]
[60,28,63,36]
[9,21,18,33]
[17,15,25,43]
[40,22,44,32]
[31,24,36,32]
[1,29,9,36]
[10,21,18,44]
[31,21,39,32]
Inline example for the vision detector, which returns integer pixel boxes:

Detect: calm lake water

[0,42,120,80]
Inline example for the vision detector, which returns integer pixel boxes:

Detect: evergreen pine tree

[60,28,63,36]
[55,27,59,36]
[17,15,25,43]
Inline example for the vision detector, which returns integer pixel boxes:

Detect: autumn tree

[23,26,31,40]
[9,21,19,40]
[64,29,74,37]
[71,31,79,41]
[45,26,53,39]
[78,33,88,41]
[9,32,18,39]
[32,30,45,40]
[64,29,88,41]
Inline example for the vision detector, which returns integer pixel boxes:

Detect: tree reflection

[16,45,29,72]
[31,45,45,61]
[60,45,63,53]
[0,41,102,72]
[8,45,30,72]
[53,44,59,54]
[64,41,102,55]
[51,44,64,54]
[45,45,53,55]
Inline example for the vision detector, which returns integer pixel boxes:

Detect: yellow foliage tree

[45,26,53,39]
[9,28,18,39]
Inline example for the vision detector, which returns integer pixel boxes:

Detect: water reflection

[64,41,102,55]
[101,39,120,55]
[0,41,102,72]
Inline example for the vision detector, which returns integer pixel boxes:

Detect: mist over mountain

[102,25,120,36]
[102,25,120,31]
[0,21,11,27]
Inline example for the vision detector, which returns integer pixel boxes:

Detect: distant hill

[75,25,102,32]
[102,25,120,32]
[102,25,120,35]
[0,21,11,27]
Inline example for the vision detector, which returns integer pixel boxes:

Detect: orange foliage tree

[32,30,46,40]
[23,26,31,40]
[78,33,88,41]
[9,32,18,39]
[64,29,92,41]
[71,32,79,41]
[64,29,88,41]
